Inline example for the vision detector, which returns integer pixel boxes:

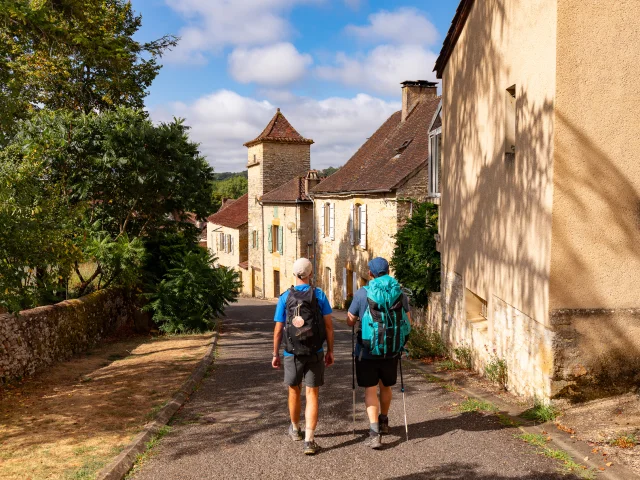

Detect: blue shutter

[267,227,273,252]
[278,226,284,254]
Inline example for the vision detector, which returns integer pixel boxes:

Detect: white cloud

[163,0,316,64]
[149,89,400,172]
[229,43,312,86]
[344,0,361,10]
[316,45,438,96]
[345,7,439,45]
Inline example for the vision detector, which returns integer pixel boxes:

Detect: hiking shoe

[288,424,304,441]
[303,440,320,455]
[378,414,390,434]
[365,431,382,450]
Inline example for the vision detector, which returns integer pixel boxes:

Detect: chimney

[401,80,438,122]
[305,170,321,195]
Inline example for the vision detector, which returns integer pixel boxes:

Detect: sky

[132,0,459,173]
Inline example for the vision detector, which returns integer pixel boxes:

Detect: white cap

[292,258,313,279]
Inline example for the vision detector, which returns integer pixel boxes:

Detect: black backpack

[284,287,327,356]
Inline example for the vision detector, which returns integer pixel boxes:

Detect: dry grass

[0,333,214,480]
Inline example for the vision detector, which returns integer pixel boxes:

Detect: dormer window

[395,138,413,154]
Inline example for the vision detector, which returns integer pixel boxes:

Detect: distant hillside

[215,171,248,181]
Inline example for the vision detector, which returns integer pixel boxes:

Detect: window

[268,225,283,254]
[219,232,225,252]
[350,203,367,248]
[252,230,259,249]
[465,288,488,322]
[226,234,233,254]
[429,131,442,196]
[505,85,516,158]
[320,202,334,240]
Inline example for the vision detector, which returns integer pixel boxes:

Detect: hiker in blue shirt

[347,257,412,449]
[272,258,334,455]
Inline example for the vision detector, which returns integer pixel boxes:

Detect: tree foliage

[211,175,248,212]
[391,202,441,308]
[144,250,241,334]
[0,108,217,310]
[0,0,176,143]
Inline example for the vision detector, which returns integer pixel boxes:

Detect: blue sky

[132,0,459,172]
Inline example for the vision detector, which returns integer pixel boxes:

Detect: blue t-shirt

[348,282,410,359]
[274,284,332,357]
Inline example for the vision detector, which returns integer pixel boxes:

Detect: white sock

[305,428,315,442]
[291,422,299,432]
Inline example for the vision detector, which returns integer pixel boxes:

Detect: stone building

[433,0,640,400]
[206,194,250,295]
[311,81,441,309]
[244,109,317,299]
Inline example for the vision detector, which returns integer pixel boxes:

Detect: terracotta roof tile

[312,96,441,194]
[261,176,312,203]
[206,194,248,229]
[244,109,314,147]
[434,0,475,79]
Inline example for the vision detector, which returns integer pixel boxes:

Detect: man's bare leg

[305,386,319,441]
[288,385,301,429]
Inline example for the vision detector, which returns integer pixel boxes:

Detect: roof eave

[243,138,315,148]
[434,0,475,79]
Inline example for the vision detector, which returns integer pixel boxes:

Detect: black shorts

[283,352,325,388]
[355,357,398,388]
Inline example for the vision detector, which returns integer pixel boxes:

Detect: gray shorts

[283,352,325,388]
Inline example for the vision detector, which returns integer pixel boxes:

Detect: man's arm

[346,311,358,327]
[272,322,284,368]
[324,314,334,366]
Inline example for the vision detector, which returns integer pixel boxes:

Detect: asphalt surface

[133,298,581,480]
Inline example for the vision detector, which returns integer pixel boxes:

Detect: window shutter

[230,236,234,255]
[267,227,273,252]
[349,204,355,246]
[342,268,347,301]
[278,226,284,254]
[320,203,325,238]
[216,232,219,250]
[359,204,367,249]
[353,271,358,291]
[330,203,335,240]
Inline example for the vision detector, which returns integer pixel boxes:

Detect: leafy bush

[391,202,440,308]
[484,349,508,389]
[144,250,240,334]
[406,326,447,359]
[453,344,473,369]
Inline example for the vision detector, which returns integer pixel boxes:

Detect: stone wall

[0,289,144,382]
[551,309,640,401]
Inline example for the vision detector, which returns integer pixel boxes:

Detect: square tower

[244,109,314,297]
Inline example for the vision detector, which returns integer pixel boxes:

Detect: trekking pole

[352,324,356,437]
[399,355,409,441]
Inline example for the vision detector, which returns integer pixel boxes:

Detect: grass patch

[458,398,498,414]
[516,432,549,448]
[453,344,473,369]
[436,359,464,371]
[515,433,596,479]
[484,351,508,389]
[125,426,172,479]
[496,414,521,427]
[63,457,106,480]
[406,326,447,359]
[145,401,169,421]
[521,399,560,423]
[609,433,638,449]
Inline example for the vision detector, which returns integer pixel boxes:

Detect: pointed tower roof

[243,108,314,147]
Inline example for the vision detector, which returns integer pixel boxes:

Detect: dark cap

[368,257,389,277]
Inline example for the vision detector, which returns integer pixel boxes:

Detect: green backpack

[360,275,411,357]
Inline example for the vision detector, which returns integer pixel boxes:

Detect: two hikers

[272,258,334,455]
[272,256,410,453]
[347,257,412,449]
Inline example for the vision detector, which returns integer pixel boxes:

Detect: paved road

[134,298,580,480]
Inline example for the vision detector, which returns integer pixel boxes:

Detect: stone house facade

[312,81,441,309]
[433,0,640,400]
[206,194,250,295]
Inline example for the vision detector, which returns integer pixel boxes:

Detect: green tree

[0,0,176,143]
[391,202,441,308]
[2,108,216,305]
[211,175,248,212]
[321,166,340,177]
[0,145,82,311]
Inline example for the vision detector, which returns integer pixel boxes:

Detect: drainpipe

[309,194,317,288]
[259,199,266,299]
